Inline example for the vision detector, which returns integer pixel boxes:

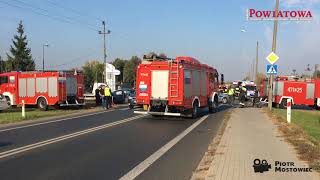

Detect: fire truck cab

[0,71,85,110]
[260,77,320,109]
[134,56,220,118]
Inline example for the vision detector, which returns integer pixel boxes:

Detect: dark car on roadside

[112,90,128,104]
[128,90,136,109]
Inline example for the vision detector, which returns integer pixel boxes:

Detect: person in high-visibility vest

[234,86,240,97]
[227,87,235,104]
[104,85,112,109]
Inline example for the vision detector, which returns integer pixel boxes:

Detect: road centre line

[0,109,118,133]
[0,115,146,159]
[119,115,210,180]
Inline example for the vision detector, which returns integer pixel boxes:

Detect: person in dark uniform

[99,85,106,109]
[95,86,102,106]
[239,85,247,106]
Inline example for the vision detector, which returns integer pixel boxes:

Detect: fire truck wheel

[37,97,48,111]
[209,99,218,113]
[192,101,199,118]
[5,96,11,106]
[279,99,288,109]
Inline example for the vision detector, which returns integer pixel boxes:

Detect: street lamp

[42,43,49,72]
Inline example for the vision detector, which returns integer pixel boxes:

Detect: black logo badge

[253,159,272,173]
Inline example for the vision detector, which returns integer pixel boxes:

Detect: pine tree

[7,21,35,71]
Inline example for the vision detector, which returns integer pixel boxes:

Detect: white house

[105,63,120,91]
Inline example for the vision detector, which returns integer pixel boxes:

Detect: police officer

[104,85,112,109]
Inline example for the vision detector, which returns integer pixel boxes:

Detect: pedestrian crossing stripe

[266,65,278,75]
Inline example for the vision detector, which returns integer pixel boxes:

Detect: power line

[0,0,99,31]
[45,50,99,68]
[45,0,102,23]
[11,0,99,31]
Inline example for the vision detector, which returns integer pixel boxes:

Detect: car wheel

[222,97,228,104]
[5,96,11,106]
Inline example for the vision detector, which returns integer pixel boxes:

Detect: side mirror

[221,74,224,85]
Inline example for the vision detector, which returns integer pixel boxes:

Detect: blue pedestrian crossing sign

[266,65,278,75]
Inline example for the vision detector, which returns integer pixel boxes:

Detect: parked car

[128,90,136,109]
[112,90,128,104]
[0,94,9,111]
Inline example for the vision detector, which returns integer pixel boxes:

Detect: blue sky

[0,0,319,80]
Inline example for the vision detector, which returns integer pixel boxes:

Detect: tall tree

[112,58,126,83]
[0,55,4,73]
[82,60,104,92]
[123,56,141,85]
[7,21,35,71]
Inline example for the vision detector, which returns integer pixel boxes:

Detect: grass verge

[0,108,83,124]
[265,108,320,172]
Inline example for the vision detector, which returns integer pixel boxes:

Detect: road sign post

[266,52,279,111]
[287,99,291,123]
[22,100,25,118]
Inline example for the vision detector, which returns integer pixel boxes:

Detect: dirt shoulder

[264,108,320,172]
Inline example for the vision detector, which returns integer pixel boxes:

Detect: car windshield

[245,85,256,91]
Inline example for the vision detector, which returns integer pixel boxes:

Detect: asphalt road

[0,106,230,180]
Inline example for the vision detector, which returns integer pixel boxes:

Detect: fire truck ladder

[169,61,179,98]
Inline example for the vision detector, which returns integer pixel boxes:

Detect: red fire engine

[0,71,85,110]
[260,77,320,109]
[134,56,220,118]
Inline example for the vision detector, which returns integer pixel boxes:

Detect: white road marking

[119,108,130,111]
[0,109,117,133]
[119,115,210,180]
[0,115,146,159]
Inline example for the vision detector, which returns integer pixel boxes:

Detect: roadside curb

[190,109,233,180]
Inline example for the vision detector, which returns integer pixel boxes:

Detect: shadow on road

[141,104,233,122]
[0,142,12,148]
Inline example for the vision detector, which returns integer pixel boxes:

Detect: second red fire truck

[0,71,85,110]
[134,55,221,118]
[260,76,320,109]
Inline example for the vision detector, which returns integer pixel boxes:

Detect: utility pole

[268,0,280,110]
[42,44,49,72]
[99,21,111,83]
[255,41,259,83]
[252,59,255,81]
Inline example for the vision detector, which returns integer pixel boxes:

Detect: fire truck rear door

[151,70,169,100]
[306,83,315,99]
